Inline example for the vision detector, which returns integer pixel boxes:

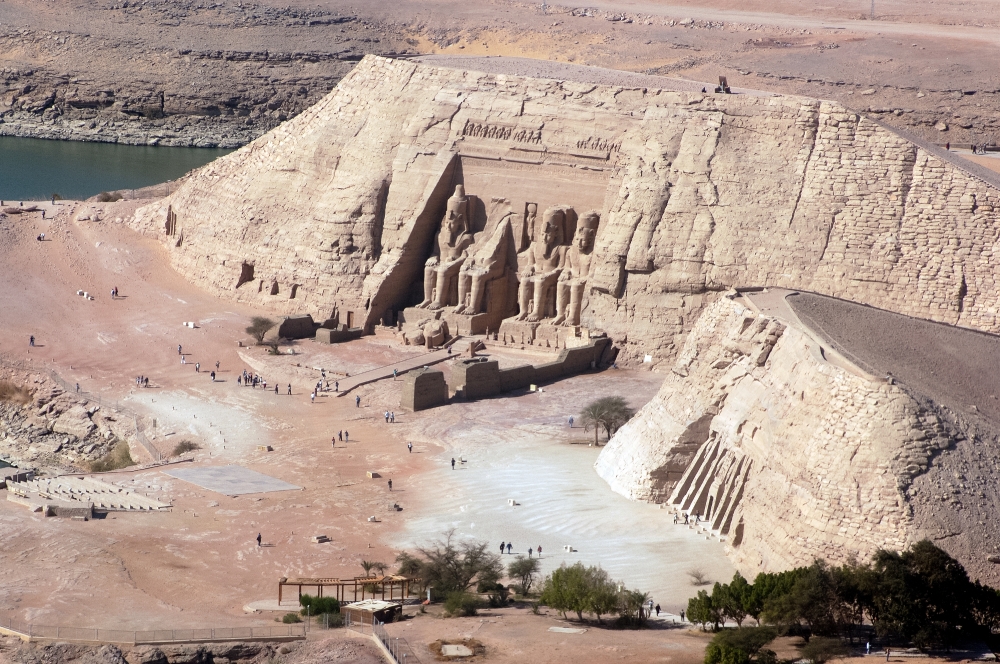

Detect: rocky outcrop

[596,294,961,574]
[0,369,134,473]
[130,56,1000,367]
[596,293,1000,583]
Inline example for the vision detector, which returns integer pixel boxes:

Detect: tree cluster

[580,396,635,445]
[539,562,649,626]
[395,530,503,599]
[687,541,1000,650]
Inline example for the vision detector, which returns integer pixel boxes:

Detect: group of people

[383,410,396,423]
[239,370,268,390]
[333,430,350,444]
[499,541,542,558]
[134,375,149,388]
[110,286,120,299]
[673,513,700,525]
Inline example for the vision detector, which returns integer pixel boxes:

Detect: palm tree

[580,396,635,445]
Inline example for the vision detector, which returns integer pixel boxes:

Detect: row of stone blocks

[400,337,612,411]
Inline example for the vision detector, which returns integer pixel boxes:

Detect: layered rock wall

[133,56,1000,365]
[595,294,958,573]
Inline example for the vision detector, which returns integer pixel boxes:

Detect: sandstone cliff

[132,56,1000,366]
[594,292,1000,583]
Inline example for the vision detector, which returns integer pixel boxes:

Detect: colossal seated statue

[554,210,599,327]
[515,206,574,322]
[417,185,475,310]
[454,215,514,316]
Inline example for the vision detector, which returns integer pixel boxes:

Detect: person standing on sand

[331,436,335,448]
[178,345,182,355]
[287,384,291,395]
[506,543,512,554]
[451,458,456,470]
[393,368,398,380]
[274,384,278,394]
[356,395,361,407]
[537,545,542,558]
[195,362,200,373]
[388,479,393,491]
[655,604,661,616]
[310,391,316,403]
[29,336,34,347]
[215,361,220,371]
[338,430,343,442]
[211,371,216,381]
[335,381,339,392]
[344,431,349,442]
[407,442,412,453]
[256,533,262,547]
[237,375,242,386]
[181,356,186,365]
[500,541,505,555]
[528,548,533,558]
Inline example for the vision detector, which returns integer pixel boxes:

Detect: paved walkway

[334,339,469,396]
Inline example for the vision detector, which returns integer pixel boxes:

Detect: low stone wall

[400,368,448,411]
[450,337,610,400]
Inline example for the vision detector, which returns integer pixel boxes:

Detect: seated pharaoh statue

[417,185,475,310]
[454,213,515,316]
[553,210,599,327]
[515,206,575,322]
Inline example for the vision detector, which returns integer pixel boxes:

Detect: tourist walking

[338,430,343,442]
[28,335,34,347]
[451,457,456,470]
[866,642,870,655]
[274,384,278,394]
[407,442,412,453]
[256,533,262,547]
[287,384,292,395]
[75,383,80,393]
[385,411,390,423]
[210,371,216,381]
[178,344,182,355]
[655,604,661,616]
[537,545,542,557]
[215,361,220,371]
[195,362,200,372]
[331,436,336,448]
[344,431,349,442]
[390,412,395,423]
[393,368,398,380]
[388,479,393,491]
[568,416,574,427]
[500,541,505,555]
[506,543,512,554]
[528,547,533,558]
[355,395,361,408]
[310,391,316,403]
[335,381,339,391]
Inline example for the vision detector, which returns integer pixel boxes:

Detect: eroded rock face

[132,56,1000,366]
[596,295,957,574]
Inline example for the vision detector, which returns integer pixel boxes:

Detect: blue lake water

[0,136,233,200]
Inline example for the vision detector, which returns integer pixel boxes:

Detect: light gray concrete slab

[164,465,300,496]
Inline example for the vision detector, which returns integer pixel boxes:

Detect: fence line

[0,616,304,645]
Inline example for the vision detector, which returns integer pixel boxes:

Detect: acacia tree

[246,316,275,344]
[396,530,503,599]
[507,556,541,596]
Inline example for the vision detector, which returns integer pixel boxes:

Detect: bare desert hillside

[2,0,1000,146]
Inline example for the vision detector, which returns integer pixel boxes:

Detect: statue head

[575,211,599,253]
[444,185,469,237]
[541,207,565,248]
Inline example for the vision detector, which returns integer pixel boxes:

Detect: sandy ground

[0,202,731,662]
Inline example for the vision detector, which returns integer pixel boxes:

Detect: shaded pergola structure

[277,575,416,604]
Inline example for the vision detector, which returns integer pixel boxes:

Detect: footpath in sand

[0,201,733,651]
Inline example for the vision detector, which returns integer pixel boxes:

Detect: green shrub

[281,612,302,624]
[800,637,849,664]
[444,591,484,617]
[95,191,123,203]
[172,440,200,456]
[0,381,32,404]
[300,594,340,616]
[88,440,135,472]
[704,627,778,664]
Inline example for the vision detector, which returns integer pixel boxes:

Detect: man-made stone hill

[596,291,1000,584]
[133,55,1000,366]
